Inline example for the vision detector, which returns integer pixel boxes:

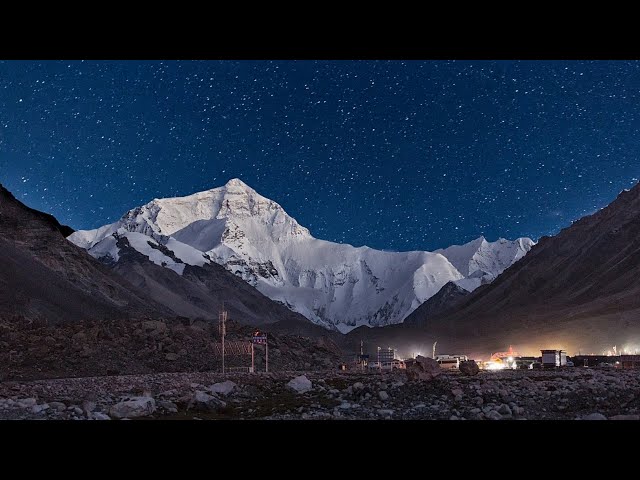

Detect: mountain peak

[224,178,251,189]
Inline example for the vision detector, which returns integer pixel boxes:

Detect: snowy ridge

[69,178,534,332]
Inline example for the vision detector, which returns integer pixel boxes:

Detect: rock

[142,320,166,333]
[19,398,37,407]
[73,407,83,415]
[72,332,87,343]
[188,391,226,412]
[485,410,502,421]
[82,400,96,414]
[474,396,484,406]
[377,409,394,417]
[405,355,441,382]
[379,391,389,401]
[109,396,156,419]
[338,402,352,409]
[286,375,312,394]
[352,382,364,390]
[583,413,607,421]
[165,353,179,361]
[49,401,66,412]
[459,360,480,376]
[31,403,49,414]
[92,412,111,420]
[210,380,236,396]
[498,404,512,416]
[158,400,178,413]
[610,414,640,420]
[451,388,464,397]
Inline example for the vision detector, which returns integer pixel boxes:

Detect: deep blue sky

[1,60,639,251]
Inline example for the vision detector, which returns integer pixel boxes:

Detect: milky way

[1,60,639,251]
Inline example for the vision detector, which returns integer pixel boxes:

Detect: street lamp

[377,346,381,372]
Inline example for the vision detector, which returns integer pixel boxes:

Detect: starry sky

[1,60,639,251]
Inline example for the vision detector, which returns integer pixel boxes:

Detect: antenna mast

[219,303,227,374]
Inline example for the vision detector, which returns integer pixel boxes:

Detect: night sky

[1,60,639,251]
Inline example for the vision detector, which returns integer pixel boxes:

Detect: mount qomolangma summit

[69,178,534,332]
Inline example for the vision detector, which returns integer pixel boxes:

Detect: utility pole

[432,340,437,359]
[219,304,227,374]
[265,333,269,373]
[360,340,364,371]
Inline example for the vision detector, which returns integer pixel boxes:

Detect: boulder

[210,380,236,396]
[158,400,179,414]
[406,355,442,382]
[286,375,313,393]
[109,396,156,419]
[583,413,607,421]
[188,391,226,412]
[379,391,389,401]
[459,360,480,376]
[165,353,179,361]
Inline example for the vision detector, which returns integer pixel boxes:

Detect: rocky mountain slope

[371,183,640,357]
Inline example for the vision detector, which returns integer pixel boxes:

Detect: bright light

[484,361,506,371]
[507,357,513,362]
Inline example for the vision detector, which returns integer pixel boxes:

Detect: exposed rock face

[403,281,470,326]
[405,355,441,382]
[459,360,480,376]
[0,184,169,325]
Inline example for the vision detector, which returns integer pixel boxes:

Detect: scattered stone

[165,353,179,361]
[49,402,66,412]
[32,404,49,414]
[82,400,96,414]
[498,404,512,416]
[352,382,364,390]
[377,409,394,417]
[485,410,502,421]
[379,391,389,401]
[110,397,156,419]
[286,375,312,394]
[92,412,111,420]
[451,388,464,397]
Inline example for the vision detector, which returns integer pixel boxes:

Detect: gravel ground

[1,368,639,420]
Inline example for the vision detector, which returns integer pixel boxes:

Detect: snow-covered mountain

[69,179,534,332]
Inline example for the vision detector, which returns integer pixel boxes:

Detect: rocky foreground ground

[1,367,640,420]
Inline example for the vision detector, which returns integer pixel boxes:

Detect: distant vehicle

[597,362,614,368]
[368,361,381,370]
[437,357,460,370]
[530,362,543,370]
[565,361,575,367]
